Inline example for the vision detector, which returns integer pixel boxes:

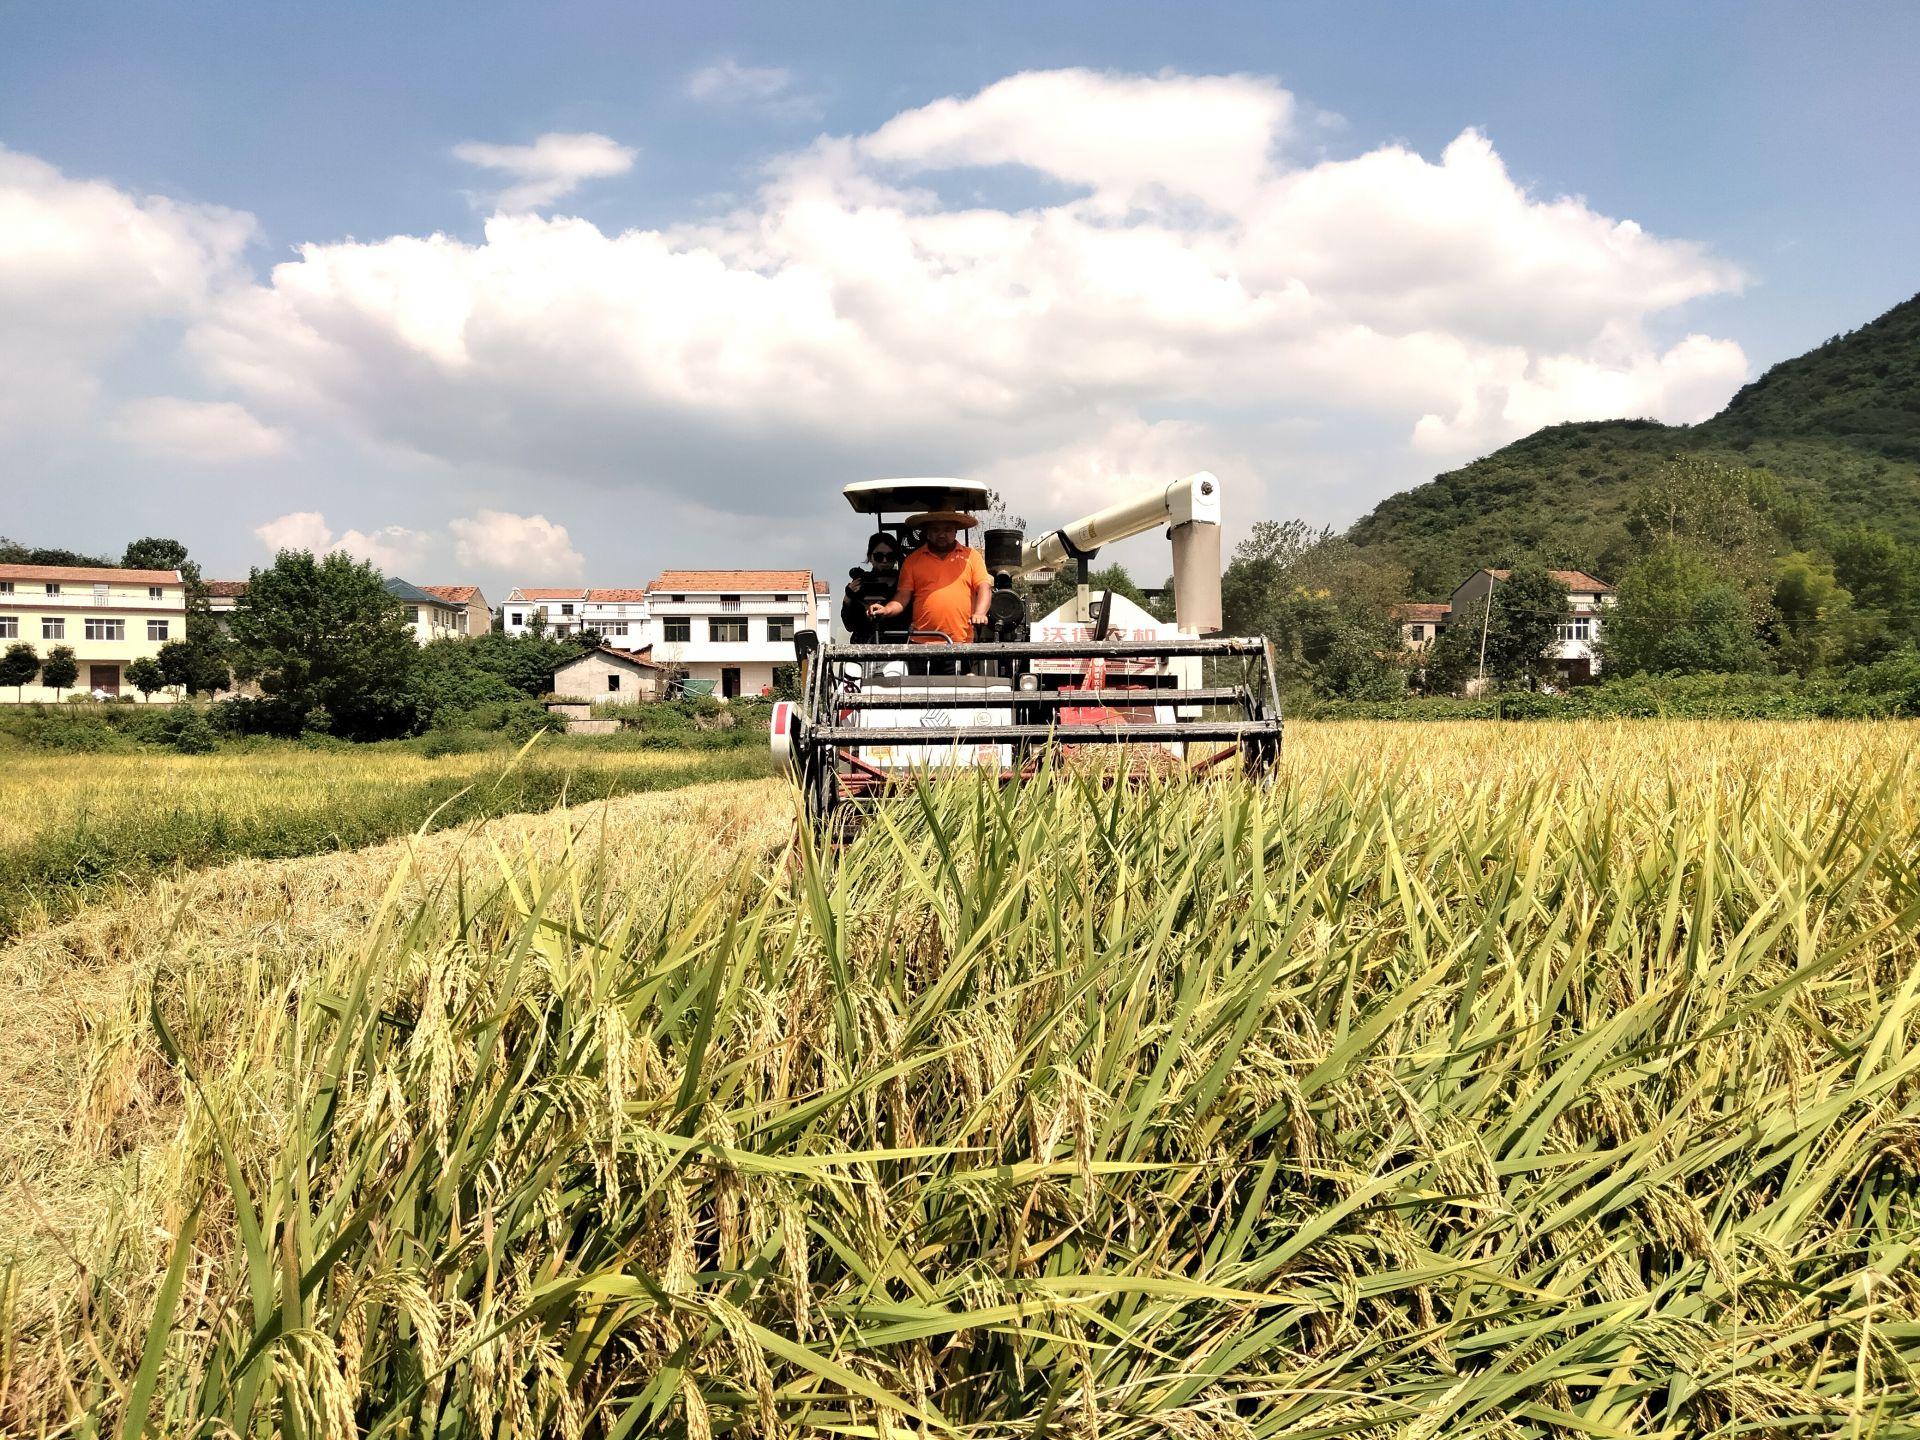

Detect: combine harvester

[771,474,1283,832]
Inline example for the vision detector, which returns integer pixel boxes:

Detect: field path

[0,776,788,1291]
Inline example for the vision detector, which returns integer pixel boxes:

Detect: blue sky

[2,1,1914,591]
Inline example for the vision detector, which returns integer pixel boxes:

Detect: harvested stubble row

[4,720,1920,1436]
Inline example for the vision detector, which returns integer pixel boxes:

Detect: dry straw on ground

[3,721,1919,1436]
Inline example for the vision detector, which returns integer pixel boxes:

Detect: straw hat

[904,509,978,528]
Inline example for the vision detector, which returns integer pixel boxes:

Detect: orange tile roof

[423,584,479,604]
[0,562,181,585]
[1486,568,1613,592]
[605,644,660,667]
[205,579,250,598]
[647,569,815,593]
[586,587,650,602]
[511,586,587,601]
[1393,602,1452,621]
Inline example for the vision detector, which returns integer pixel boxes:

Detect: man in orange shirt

[866,510,993,661]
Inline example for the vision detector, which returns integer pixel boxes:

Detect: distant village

[0,562,834,706]
[0,549,1623,707]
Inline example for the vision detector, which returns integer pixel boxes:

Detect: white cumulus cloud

[111,396,287,462]
[0,145,252,433]
[452,132,637,212]
[450,509,585,579]
[253,511,433,574]
[4,70,1757,561]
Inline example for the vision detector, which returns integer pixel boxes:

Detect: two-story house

[643,570,828,699]
[500,588,648,641]
[1447,568,1617,682]
[0,562,188,701]
[384,578,468,644]
[421,585,492,636]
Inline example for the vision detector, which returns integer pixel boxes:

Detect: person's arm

[868,563,914,620]
[969,553,992,625]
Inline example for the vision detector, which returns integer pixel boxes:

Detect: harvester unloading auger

[770,474,1283,833]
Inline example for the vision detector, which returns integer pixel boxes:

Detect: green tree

[126,656,167,700]
[0,537,112,567]
[1770,553,1867,676]
[0,642,38,700]
[1828,523,1919,647]
[229,550,419,739]
[1221,520,1410,697]
[1602,546,1767,675]
[40,645,79,698]
[1622,458,1779,619]
[122,537,192,575]
[1480,565,1570,685]
[158,635,233,699]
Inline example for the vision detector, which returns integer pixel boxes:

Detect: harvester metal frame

[773,470,1283,835]
[783,636,1284,833]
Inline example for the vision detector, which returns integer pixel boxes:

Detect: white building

[644,570,829,699]
[0,562,188,701]
[500,587,648,643]
[384,578,468,644]
[1447,568,1617,682]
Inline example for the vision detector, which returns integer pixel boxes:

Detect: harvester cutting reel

[771,636,1284,836]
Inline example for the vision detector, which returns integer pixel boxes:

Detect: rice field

[0,739,773,937]
[4,720,1920,1436]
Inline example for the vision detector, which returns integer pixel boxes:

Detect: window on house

[0,581,13,594]
[1556,617,1592,643]
[560,603,575,616]
[663,617,691,643]
[605,621,628,636]
[719,595,742,611]
[147,619,169,641]
[148,585,163,599]
[85,618,126,640]
[1409,624,1425,641]
[45,583,61,596]
[0,617,15,638]
[43,618,64,639]
[406,606,420,623]
[510,612,523,625]
[709,617,748,643]
[767,617,796,643]
[94,583,109,603]
[607,674,621,692]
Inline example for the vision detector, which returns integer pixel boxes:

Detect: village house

[1445,568,1618,682]
[384,578,468,643]
[644,570,829,699]
[499,587,647,641]
[0,561,188,701]
[204,579,248,629]
[1392,602,1451,652]
[420,584,492,636]
[552,644,666,703]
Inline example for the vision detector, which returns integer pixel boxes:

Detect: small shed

[553,645,665,704]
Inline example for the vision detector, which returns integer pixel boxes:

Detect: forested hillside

[1348,292,1920,595]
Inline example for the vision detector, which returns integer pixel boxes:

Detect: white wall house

[384,578,468,644]
[0,562,188,701]
[1447,568,1618,681]
[500,587,648,643]
[644,570,828,699]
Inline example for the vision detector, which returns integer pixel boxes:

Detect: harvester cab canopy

[843,478,994,517]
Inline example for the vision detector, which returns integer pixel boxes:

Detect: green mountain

[1347,292,1920,596]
